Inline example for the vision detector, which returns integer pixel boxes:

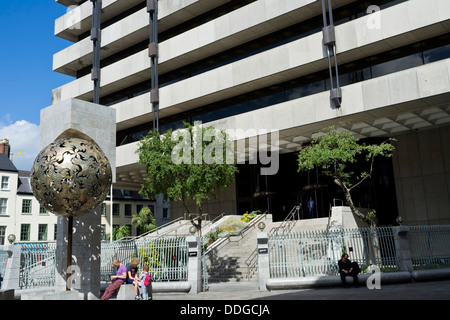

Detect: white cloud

[0,120,40,171]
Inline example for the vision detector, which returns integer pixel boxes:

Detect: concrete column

[1,245,21,291]
[186,236,202,294]
[54,210,102,299]
[39,98,116,300]
[393,226,414,272]
[257,232,269,291]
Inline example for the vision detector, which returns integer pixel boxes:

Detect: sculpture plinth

[32,98,116,299]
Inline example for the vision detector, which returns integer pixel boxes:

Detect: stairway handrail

[116,216,186,242]
[269,204,302,234]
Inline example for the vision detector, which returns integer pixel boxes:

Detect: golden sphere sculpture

[30,137,112,217]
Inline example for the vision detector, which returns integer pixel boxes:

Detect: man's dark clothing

[338,259,360,287]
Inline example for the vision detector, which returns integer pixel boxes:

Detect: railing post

[257,232,270,291]
[393,226,413,272]
[1,245,21,292]
[186,236,202,294]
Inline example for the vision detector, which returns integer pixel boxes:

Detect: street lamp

[7,234,16,244]
[258,222,266,232]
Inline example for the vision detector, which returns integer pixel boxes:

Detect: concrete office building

[52,0,450,226]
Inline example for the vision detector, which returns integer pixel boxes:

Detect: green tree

[112,225,131,241]
[297,126,395,227]
[137,122,238,235]
[132,207,157,235]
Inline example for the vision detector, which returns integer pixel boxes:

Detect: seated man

[100,258,127,300]
[338,253,360,288]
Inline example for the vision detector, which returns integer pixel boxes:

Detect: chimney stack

[0,139,11,158]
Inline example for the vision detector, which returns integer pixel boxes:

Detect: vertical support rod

[321,0,341,107]
[66,216,73,291]
[91,0,102,104]
[148,0,159,132]
[328,0,340,90]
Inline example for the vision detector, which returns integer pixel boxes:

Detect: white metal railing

[134,237,188,282]
[408,225,450,269]
[0,249,9,289]
[19,243,57,289]
[268,227,399,278]
[18,237,188,289]
[100,237,188,283]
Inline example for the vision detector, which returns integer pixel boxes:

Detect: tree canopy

[132,207,157,235]
[297,126,396,226]
[137,122,238,233]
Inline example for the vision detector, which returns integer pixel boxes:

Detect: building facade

[52,0,450,225]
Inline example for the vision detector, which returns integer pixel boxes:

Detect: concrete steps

[205,215,330,283]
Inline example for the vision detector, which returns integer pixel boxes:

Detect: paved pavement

[112,280,449,319]
[153,279,450,300]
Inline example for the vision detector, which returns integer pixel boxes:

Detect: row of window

[0,223,120,243]
[0,217,168,244]
[102,0,406,107]
[15,224,54,242]
[0,198,48,215]
[102,203,155,217]
[117,32,450,145]
[0,198,167,218]
[76,0,257,77]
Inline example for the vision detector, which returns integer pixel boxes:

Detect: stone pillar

[186,236,202,294]
[257,232,270,291]
[393,226,413,272]
[39,98,116,299]
[54,211,102,299]
[1,245,21,291]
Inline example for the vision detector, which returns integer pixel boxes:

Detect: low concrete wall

[0,289,14,300]
[21,290,84,300]
[115,282,191,300]
[100,281,192,294]
[411,269,450,282]
[265,270,446,291]
[152,281,191,293]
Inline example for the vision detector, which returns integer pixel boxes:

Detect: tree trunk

[334,178,376,227]
[334,179,380,265]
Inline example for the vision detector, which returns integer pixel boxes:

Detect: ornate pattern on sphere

[31,137,112,217]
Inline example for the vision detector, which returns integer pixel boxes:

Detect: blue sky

[0,1,73,170]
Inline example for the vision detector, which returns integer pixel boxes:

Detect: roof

[0,153,18,172]
[108,189,154,201]
[17,171,33,194]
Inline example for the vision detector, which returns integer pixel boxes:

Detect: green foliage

[363,210,377,224]
[240,210,261,223]
[132,207,157,235]
[204,211,261,249]
[137,122,238,214]
[298,126,396,188]
[135,242,161,269]
[297,126,396,226]
[204,228,221,249]
[112,225,131,240]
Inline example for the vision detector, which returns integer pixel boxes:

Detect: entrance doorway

[235,148,398,225]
